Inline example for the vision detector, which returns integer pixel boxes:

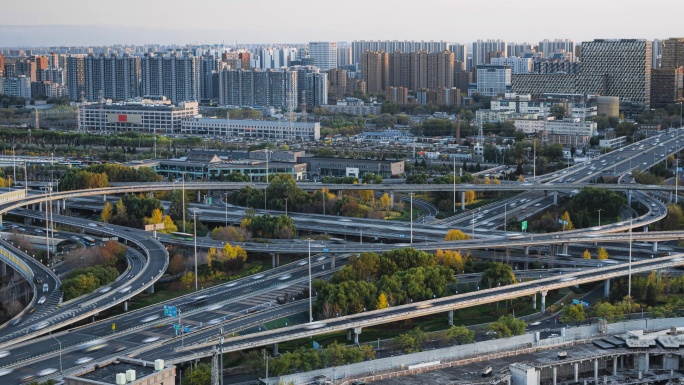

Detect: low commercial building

[155,155,307,181]
[599,136,627,149]
[303,157,404,178]
[180,116,320,141]
[64,357,175,385]
[320,98,381,115]
[78,97,198,134]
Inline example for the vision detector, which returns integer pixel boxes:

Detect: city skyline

[1,0,681,47]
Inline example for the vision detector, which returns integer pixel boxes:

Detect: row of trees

[582,247,609,260]
[62,266,119,300]
[60,164,160,191]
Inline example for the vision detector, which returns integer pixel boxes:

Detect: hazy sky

[1,0,681,47]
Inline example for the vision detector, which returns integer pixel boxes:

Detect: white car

[37,296,46,304]
[75,357,94,365]
[37,368,58,376]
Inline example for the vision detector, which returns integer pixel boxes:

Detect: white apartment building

[491,93,598,119]
[546,118,597,137]
[308,42,338,71]
[490,57,533,74]
[78,98,198,134]
[0,76,31,98]
[513,119,548,134]
[469,65,511,97]
[180,116,320,141]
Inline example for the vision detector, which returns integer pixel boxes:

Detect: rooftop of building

[67,357,171,384]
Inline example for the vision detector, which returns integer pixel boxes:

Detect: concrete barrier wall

[267,317,684,385]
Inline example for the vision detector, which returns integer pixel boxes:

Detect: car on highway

[80,339,108,352]
[143,336,161,343]
[75,357,94,365]
[37,368,58,376]
[37,296,46,304]
[0,350,9,359]
[31,321,49,331]
[0,368,13,377]
[118,286,132,293]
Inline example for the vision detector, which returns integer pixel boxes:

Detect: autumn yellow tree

[376,293,389,309]
[582,249,591,259]
[560,211,575,230]
[597,247,609,260]
[484,177,491,185]
[379,193,392,219]
[492,178,501,185]
[464,190,475,204]
[144,208,164,225]
[115,198,127,217]
[518,174,525,182]
[435,249,466,272]
[444,229,471,241]
[161,215,178,234]
[101,202,113,223]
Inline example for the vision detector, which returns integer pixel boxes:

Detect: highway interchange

[0,128,683,382]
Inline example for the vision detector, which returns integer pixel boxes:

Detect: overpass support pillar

[390,192,394,208]
[39,202,42,212]
[1,262,6,277]
[670,192,674,203]
[524,246,530,255]
[461,191,465,210]
[0,215,2,226]
[331,255,336,269]
[103,194,107,202]
[353,327,362,345]
[594,359,599,384]
[148,191,154,199]
[552,366,557,385]
[147,284,155,294]
[123,301,128,312]
[553,191,558,206]
[613,357,618,375]
[574,362,579,382]
[271,253,277,269]
[562,243,568,255]
[540,291,547,314]
[448,310,454,326]
[347,329,352,341]
[604,279,611,298]
[273,343,278,356]
[644,225,649,233]
[628,190,632,206]
[532,293,537,310]
[653,242,658,252]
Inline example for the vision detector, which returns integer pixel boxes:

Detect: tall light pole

[264,150,271,210]
[193,208,198,291]
[597,209,602,226]
[182,172,186,233]
[409,192,414,244]
[453,157,456,212]
[51,334,62,374]
[504,203,507,231]
[284,198,288,217]
[12,145,16,186]
[533,140,536,181]
[471,209,476,237]
[307,239,313,323]
[628,218,633,315]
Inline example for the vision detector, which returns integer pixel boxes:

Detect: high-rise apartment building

[471,39,507,67]
[199,54,221,100]
[337,46,352,67]
[450,43,467,63]
[651,68,683,107]
[327,68,347,99]
[427,51,454,90]
[352,40,449,65]
[661,38,684,69]
[0,54,4,78]
[538,39,574,59]
[386,86,409,104]
[0,76,31,98]
[360,51,389,95]
[84,53,140,101]
[304,72,328,106]
[218,68,297,108]
[507,43,534,58]
[33,56,48,81]
[141,52,200,104]
[66,56,85,101]
[490,57,533,74]
[581,39,652,108]
[308,42,337,71]
[470,65,511,97]
[387,50,453,91]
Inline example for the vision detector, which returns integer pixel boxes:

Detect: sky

[1,0,682,47]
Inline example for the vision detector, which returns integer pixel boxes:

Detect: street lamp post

[51,334,62,374]
[409,192,414,244]
[224,192,228,228]
[307,239,313,323]
[628,218,633,315]
[453,157,456,212]
[597,209,602,226]
[182,172,186,233]
[284,198,288,217]
[264,151,271,210]
[193,208,198,291]
[504,203,507,231]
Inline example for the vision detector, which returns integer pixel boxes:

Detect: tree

[663,204,683,230]
[517,174,525,182]
[394,327,427,353]
[582,249,592,259]
[464,190,475,204]
[550,104,566,120]
[100,202,112,223]
[480,262,516,288]
[162,215,179,234]
[182,363,211,385]
[435,250,466,273]
[597,247,609,260]
[446,325,474,344]
[560,211,575,230]
[168,254,186,275]
[444,229,471,241]
[376,292,389,309]
[488,314,526,337]
[379,193,392,219]
[560,304,586,325]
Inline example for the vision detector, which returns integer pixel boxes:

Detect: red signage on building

[118,114,127,122]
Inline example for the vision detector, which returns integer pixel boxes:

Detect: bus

[83,236,96,246]
[170,232,194,241]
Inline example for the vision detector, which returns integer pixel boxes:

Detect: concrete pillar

[331,255,336,269]
[663,354,680,371]
[198,193,201,203]
[123,301,128,312]
[604,279,611,298]
[553,191,558,205]
[390,192,394,208]
[644,226,649,233]
[353,327,362,345]
[594,359,599,383]
[653,241,658,252]
[271,254,276,269]
[0,215,3,226]
[103,194,107,202]
[347,329,352,340]
[524,246,530,255]
[670,192,674,203]
[541,291,547,314]
[552,366,557,385]
[562,243,568,254]
[621,355,624,369]
[574,362,579,382]
[147,284,155,294]
[1,262,6,277]
[636,353,650,372]
[613,357,618,374]
[149,191,154,199]
[276,253,280,266]
[532,293,537,310]
[39,202,42,212]
[628,190,632,206]
[273,343,278,356]
[461,191,465,210]
[448,310,454,326]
